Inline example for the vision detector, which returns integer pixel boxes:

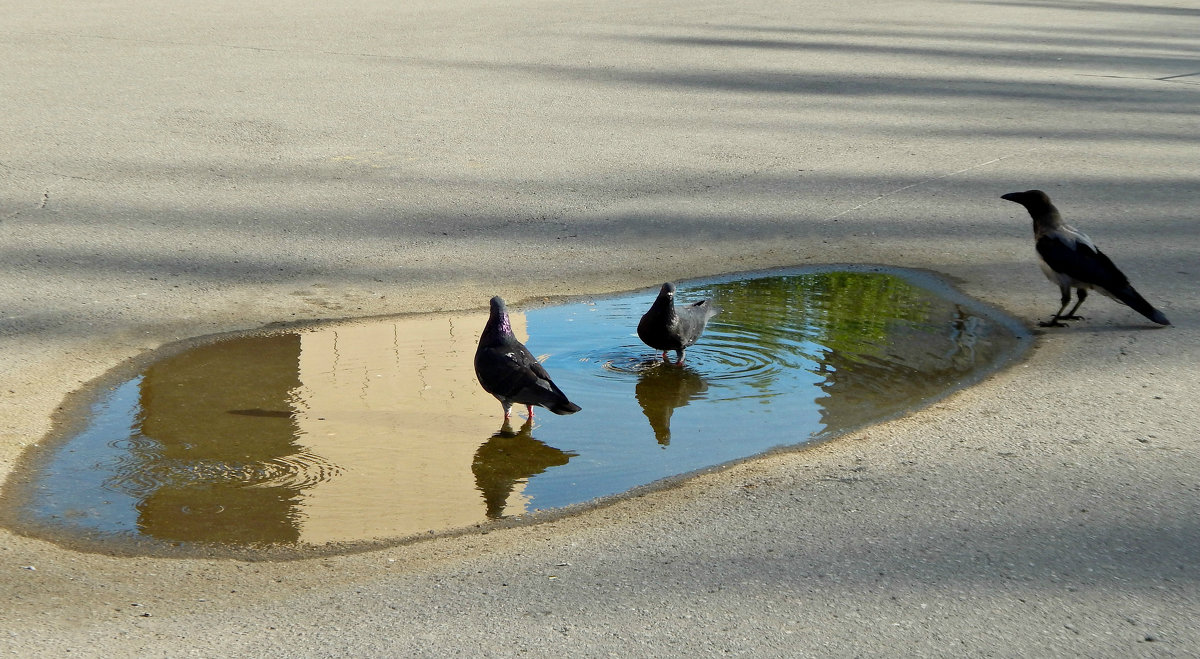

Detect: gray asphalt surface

[2,0,1198,655]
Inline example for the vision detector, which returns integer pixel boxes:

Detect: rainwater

[2,267,1028,554]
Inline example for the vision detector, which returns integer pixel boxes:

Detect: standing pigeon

[637,282,721,363]
[474,296,582,419]
[1001,189,1169,327]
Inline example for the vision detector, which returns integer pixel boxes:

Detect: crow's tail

[1111,284,1170,325]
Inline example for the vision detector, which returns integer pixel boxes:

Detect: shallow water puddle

[3,267,1027,553]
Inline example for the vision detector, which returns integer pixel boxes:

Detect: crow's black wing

[1036,234,1129,290]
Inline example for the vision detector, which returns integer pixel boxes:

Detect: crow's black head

[1001,189,1054,212]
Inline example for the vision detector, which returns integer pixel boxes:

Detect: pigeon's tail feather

[1111,284,1170,325]
[549,400,582,415]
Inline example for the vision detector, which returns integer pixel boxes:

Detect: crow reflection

[635,362,708,445]
[471,419,577,519]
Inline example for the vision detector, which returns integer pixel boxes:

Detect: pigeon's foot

[1038,319,1070,328]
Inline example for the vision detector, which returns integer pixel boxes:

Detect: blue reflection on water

[30,377,144,535]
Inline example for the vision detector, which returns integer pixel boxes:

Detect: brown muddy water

[1,267,1029,555]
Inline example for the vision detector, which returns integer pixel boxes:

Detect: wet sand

[2,0,1198,654]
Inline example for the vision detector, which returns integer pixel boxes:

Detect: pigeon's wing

[674,300,718,348]
[520,352,580,410]
[477,341,574,409]
[1036,234,1128,291]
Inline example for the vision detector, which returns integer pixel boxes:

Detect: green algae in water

[2,267,1028,553]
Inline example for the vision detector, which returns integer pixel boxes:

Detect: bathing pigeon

[1001,189,1169,327]
[474,296,582,419]
[637,282,721,363]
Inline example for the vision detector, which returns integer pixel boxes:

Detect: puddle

[1,267,1029,555]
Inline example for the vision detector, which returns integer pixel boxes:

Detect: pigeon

[474,296,582,419]
[637,282,721,363]
[1001,189,1169,327]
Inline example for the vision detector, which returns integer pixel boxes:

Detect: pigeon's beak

[1000,192,1021,203]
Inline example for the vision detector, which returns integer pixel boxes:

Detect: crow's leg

[1039,285,1073,327]
[1062,288,1087,320]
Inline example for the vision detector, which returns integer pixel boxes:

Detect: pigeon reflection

[634,362,709,446]
[471,419,577,519]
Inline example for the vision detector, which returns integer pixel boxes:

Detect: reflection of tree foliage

[802,272,934,357]
[472,420,577,519]
[708,272,934,360]
[696,271,1017,438]
[810,288,1015,436]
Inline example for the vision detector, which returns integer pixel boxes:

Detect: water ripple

[103,447,342,497]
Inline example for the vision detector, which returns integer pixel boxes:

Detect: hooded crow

[1001,189,1169,327]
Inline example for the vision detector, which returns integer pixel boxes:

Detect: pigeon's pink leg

[526,404,535,419]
